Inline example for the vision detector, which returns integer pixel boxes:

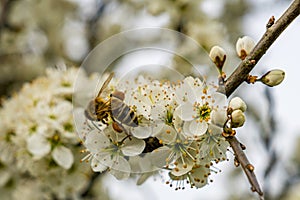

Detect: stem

[226,136,263,196]
[224,0,300,97]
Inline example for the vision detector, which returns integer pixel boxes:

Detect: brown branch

[224,0,300,97]
[226,136,263,197]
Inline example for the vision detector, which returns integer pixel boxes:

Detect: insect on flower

[84,72,139,133]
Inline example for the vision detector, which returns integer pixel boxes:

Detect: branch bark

[224,0,300,97]
[226,136,263,196]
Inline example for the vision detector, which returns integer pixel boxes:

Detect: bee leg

[112,121,124,133]
[112,121,132,139]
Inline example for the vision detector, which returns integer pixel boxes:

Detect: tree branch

[224,0,300,97]
[226,136,263,197]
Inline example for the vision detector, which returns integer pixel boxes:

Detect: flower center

[165,109,173,126]
[196,104,211,121]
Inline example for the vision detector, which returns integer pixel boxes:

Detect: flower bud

[260,69,285,87]
[236,36,255,60]
[231,110,245,128]
[229,97,247,112]
[209,46,226,72]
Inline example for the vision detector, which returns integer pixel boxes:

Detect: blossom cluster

[81,73,246,189]
[0,67,101,199]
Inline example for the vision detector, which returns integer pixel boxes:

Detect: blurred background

[0,0,299,199]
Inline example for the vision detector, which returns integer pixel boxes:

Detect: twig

[226,136,263,197]
[224,0,300,97]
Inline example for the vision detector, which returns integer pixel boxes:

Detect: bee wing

[97,72,114,97]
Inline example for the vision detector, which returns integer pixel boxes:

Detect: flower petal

[150,104,166,121]
[121,137,145,156]
[131,126,152,139]
[151,123,164,137]
[27,134,51,159]
[94,152,131,180]
[156,126,177,144]
[52,146,74,169]
[175,102,195,121]
[109,156,131,180]
[189,165,210,188]
[150,146,172,168]
[174,78,197,104]
[171,157,193,176]
[110,167,131,180]
[85,129,110,153]
[212,92,227,107]
[211,109,227,127]
[189,120,208,136]
[91,156,108,172]
[129,154,157,173]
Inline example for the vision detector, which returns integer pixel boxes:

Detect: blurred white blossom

[0,66,101,199]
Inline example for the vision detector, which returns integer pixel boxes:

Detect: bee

[84,72,139,133]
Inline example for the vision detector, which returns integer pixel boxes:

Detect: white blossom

[83,126,145,180]
[174,77,227,137]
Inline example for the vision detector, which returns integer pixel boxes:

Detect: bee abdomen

[111,97,138,127]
